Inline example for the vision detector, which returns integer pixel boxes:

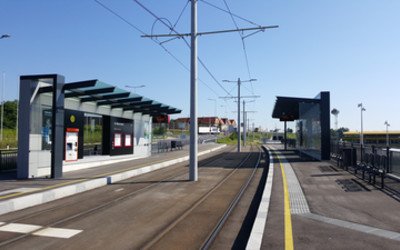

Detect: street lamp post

[0,35,10,142]
[0,72,4,142]
[357,103,366,146]
[125,84,145,93]
[384,120,390,147]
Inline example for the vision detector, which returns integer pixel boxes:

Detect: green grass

[217,132,262,146]
[0,129,17,149]
[83,125,102,144]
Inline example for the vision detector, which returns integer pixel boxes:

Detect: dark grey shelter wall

[319,91,330,160]
[102,116,111,155]
[102,116,134,156]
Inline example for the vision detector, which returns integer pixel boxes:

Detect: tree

[0,100,18,129]
[337,127,349,138]
[331,127,349,139]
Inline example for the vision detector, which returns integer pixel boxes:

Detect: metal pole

[386,123,389,147]
[237,78,241,152]
[0,72,4,142]
[386,127,389,146]
[16,84,19,141]
[358,103,365,146]
[360,107,363,146]
[284,121,287,150]
[243,100,246,146]
[209,118,211,135]
[384,121,390,147]
[189,0,198,181]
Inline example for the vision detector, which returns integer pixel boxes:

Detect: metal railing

[330,140,400,189]
[83,144,102,156]
[151,139,190,154]
[0,149,18,172]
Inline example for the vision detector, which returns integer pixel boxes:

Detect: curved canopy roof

[39,79,181,116]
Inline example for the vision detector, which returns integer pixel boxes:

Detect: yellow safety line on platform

[277,154,294,250]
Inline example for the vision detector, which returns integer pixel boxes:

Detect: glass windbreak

[29,88,53,177]
[391,150,400,175]
[134,118,151,146]
[83,113,102,155]
[297,102,321,160]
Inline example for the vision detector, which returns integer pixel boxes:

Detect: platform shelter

[17,74,181,178]
[272,91,330,160]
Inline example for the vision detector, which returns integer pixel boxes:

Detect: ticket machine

[65,128,79,161]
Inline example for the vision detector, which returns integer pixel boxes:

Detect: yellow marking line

[276,154,294,250]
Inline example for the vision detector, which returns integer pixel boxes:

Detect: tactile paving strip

[281,159,310,214]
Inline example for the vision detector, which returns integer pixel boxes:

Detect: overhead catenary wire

[222,0,254,94]
[93,0,220,97]
[170,0,190,34]
[132,0,233,97]
[200,0,261,27]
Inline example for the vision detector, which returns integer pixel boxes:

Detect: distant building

[169,117,236,133]
[170,117,190,130]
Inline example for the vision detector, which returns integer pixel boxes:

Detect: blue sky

[0,0,399,131]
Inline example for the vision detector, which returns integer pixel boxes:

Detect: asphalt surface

[262,146,400,250]
[2,144,400,249]
[0,145,265,249]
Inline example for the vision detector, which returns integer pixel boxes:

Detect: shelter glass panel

[297,102,321,160]
[29,89,53,175]
[83,113,102,155]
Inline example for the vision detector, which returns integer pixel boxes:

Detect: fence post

[386,146,390,173]
[372,145,376,169]
[361,144,364,162]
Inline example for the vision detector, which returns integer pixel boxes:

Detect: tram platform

[0,143,226,216]
[248,144,400,249]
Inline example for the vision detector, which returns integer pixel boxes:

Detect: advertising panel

[42,110,52,150]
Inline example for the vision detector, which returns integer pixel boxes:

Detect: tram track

[142,145,262,249]
[201,145,262,249]
[0,145,236,248]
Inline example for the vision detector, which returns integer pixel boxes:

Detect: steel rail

[4,146,235,224]
[142,145,259,249]
[0,146,236,248]
[201,146,262,249]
